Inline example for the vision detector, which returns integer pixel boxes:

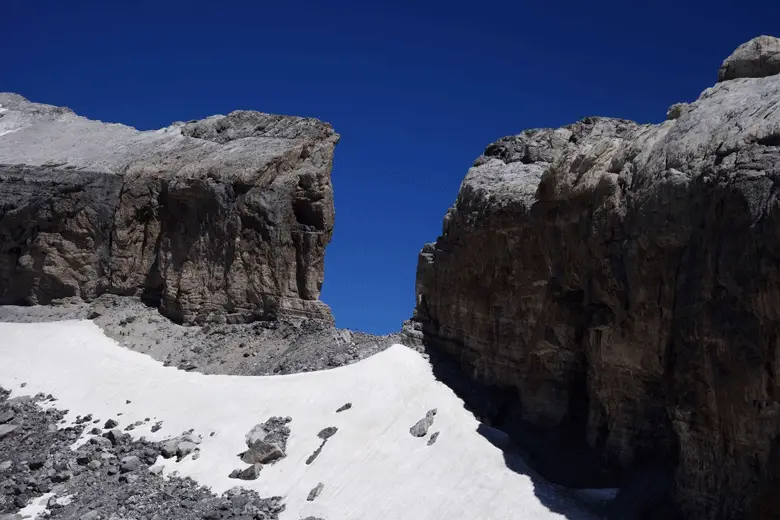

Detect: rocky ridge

[0,93,337,324]
[0,295,402,376]
[408,35,780,519]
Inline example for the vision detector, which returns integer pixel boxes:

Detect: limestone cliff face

[410,36,780,519]
[0,94,337,324]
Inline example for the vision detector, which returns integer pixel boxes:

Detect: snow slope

[0,321,614,519]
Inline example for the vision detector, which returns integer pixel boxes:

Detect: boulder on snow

[229,464,262,481]
[335,403,352,413]
[176,441,198,459]
[317,426,338,440]
[160,440,178,459]
[245,416,292,452]
[242,440,285,464]
[307,482,324,501]
[409,409,437,438]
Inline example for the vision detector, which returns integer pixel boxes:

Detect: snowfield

[0,320,614,519]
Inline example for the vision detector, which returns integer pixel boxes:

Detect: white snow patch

[0,128,21,137]
[0,321,616,519]
[53,494,75,506]
[17,492,54,519]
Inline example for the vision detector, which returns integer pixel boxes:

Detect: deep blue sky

[2,1,778,333]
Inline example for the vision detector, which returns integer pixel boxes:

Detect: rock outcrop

[410,36,780,519]
[0,93,337,323]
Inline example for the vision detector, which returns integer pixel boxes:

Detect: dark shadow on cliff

[414,335,678,519]
[476,422,613,519]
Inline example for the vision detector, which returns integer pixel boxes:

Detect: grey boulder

[241,440,284,464]
[176,441,198,459]
[306,482,324,501]
[236,464,262,481]
[718,35,780,82]
[160,440,178,459]
[0,424,19,439]
[409,410,437,438]
[119,455,141,473]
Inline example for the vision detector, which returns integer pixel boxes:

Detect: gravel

[0,387,285,520]
[0,295,403,377]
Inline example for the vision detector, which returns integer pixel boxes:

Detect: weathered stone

[103,429,126,446]
[718,35,780,82]
[160,441,178,459]
[119,455,141,473]
[244,417,291,452]
[306,482,324,501]
[0,424,18,439]
[411,36,780,520]
[335,403,352,413]
[236,464,262,481]
[176,441,197,459]
[0,93,338,324]
[241,440,284,464]
[317,427,337,440]
[0,409,14,424]
[409,410,437,438]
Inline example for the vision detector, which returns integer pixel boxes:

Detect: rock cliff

[409,36,780,519]
[0,94,337,324]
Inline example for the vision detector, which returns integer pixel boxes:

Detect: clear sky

[3,1,778,333]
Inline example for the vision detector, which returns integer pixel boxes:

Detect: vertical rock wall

[411,36,780,519]
[0,94,337,324]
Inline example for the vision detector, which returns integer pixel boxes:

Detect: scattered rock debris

[230,417,292,479]
[0,387,285,519]
[410,409,437,438]
[307,426,339,465]
[318,427,338,440]
[307,482,324,501]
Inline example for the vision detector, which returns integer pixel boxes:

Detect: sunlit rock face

[0,93,338,324]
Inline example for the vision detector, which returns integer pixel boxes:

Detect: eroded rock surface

[410,36,780,519]
[0,93,337,324]
[718,35,780,82]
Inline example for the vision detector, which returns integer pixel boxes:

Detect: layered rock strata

[0,94,337,323]
[410,36,780,519]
